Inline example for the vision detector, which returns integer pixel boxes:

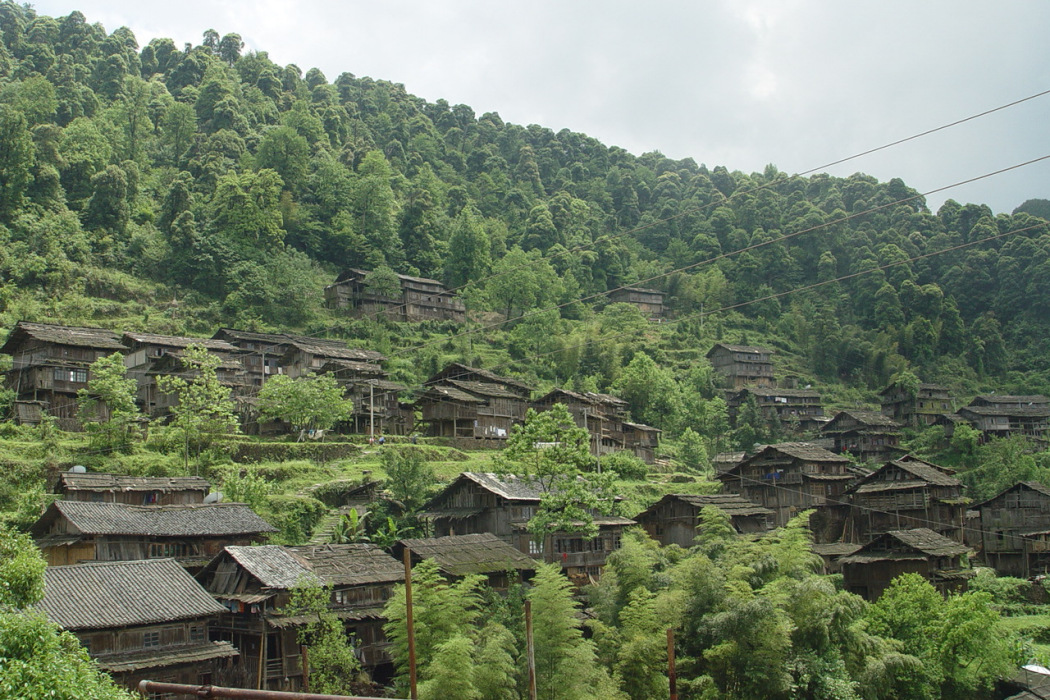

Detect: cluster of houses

[322,268,666,323]
[710,343,1049,457]
[30,443,1050,694]
[29,470,556,693]
[1,321,661,463]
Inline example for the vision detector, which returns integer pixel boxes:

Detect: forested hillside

[1,2,1049,412]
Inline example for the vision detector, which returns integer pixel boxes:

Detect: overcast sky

[30,1,1050,214]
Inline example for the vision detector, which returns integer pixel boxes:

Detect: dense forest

[3,4,1050,699]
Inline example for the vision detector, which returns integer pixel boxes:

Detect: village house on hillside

[727,386,825,433]
[838,528,973,601]
[716,442,856,527]
[634,493,774,547]
[830,455,967,545]
[393,533,537,589]
[975,481,1050,577]
[0,321,126,428]
[121,331,248,419]
[706,343,775,389]
[417,363,533,442]
[277,337,386,380]
[530,388,661,464]
[38,558,237,692]
[879,381,952,427]
[196,543,404,689]
[31,500,275,569]
[55,472,210,506]
[324,268,466,323]
[821,410,904,464]
[211,328,293,387]
[421,472,634,582]
[606,286,665,319]
[957,395,1050,444]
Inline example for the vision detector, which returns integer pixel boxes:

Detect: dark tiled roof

[706,343,773,356]
[444,379,524,399]
[824,410,903,429]
[839,528,971,564]
[426,363,534,394]
[95,641,238,673]
[400,533,537,576]
[733,387,822,400]
[975,481,1050,509]
[853,458,961,493]
[973,395,1049,406]
[58,473,210,493]
[122,331,240,352]
[39,559,225,630]
[288,544,405,586]
[32,501,275,537]
[1,321,125,355]
[219,544,404,589]
[224,545,315,589]
[419,385,486,404]
[959,405,1050,418]
[284,339,386,362]
[636,493,773,520]
[455,472,545,501]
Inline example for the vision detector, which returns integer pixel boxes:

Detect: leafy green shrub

[600,451,649,480]
[264,494,328,545]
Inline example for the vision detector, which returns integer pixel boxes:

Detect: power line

[302,87,1050,342]
[438,87,1050,298]
[397,154,1050,359]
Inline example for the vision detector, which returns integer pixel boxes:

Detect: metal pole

[403,547,418,699]
[137,680,394,699]
[667,628,677,700]
[525,599,537,700]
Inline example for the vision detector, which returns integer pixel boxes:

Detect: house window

[529,540,543,555]
[143,630,160,648]
[53,368,88,383]
[189,625,206,642]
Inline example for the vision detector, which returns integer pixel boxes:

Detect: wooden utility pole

[525,600,537,700]
[668,628,677,700]
[403,548,418,699]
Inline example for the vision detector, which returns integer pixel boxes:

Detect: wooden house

[196,543,404,689]
[31,500,276,569]
[957,395,1050,444]
[420,472,633,581]
[975,481,1050,577]
[634,493,774,547]
[716,442,855,526]
[622,421,662,464]
[211,328,293,387]
[394,533,537,588]
[531,388,628,459]
[319,362,413,437]
[55,472,210,506]
[606,286,665,319]
[821,410,904,464]
[324,268,466,323]
[727,386,824,433]
[879,381,952,427]
[121,332,248,418]
[838,455,967,544]
[38,558,237,692]
[274,337,384,381]
[418,364,533,441]
[838,528,973,600]
[705,343,774,389]
[1,321,126,429]
[811,542,862,575]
